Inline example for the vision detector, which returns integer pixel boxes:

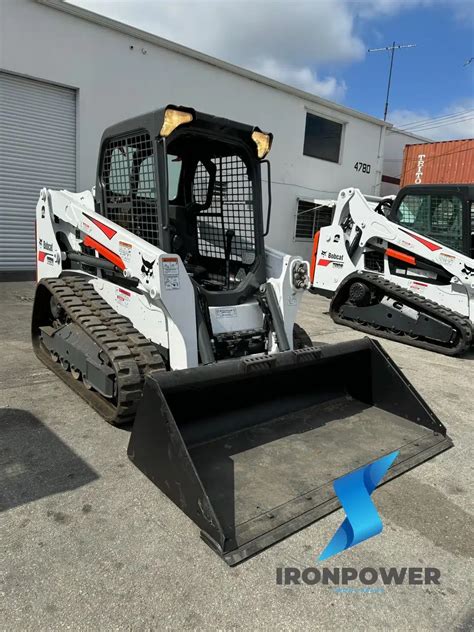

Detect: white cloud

[356,0,473,26]
[353,0,434,19]
[69,0,473,105]
[69,0,364,101]
[252,59,348,100]
[389,101,474,140]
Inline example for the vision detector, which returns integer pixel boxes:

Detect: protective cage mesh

[193,155,256,263]
[102,133,160,247]
[399,194,463,252]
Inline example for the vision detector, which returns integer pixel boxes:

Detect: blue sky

[72,0,473,139]
[338,2,474,130]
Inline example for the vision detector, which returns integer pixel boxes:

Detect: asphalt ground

[1,281,473,631]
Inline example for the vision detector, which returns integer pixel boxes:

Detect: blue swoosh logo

[318,450,399,562]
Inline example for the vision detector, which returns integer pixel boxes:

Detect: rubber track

[33,275,165,424]
[330,271,473,356]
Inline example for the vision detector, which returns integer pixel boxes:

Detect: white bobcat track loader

[32,106,452,564]
[310,185,474,355]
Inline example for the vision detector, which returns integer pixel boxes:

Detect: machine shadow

[0,408,99,512]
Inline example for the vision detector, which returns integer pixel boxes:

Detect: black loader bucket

[128,338,452,565]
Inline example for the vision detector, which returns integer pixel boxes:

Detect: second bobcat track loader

[310,185,474,356]
[33,107,452,564]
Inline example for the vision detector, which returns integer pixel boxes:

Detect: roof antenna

[368,42,416,120]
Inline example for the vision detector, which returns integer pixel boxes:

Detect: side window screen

[303,113,343,163]
[137,156,156,199]
[192,160,211,205]
[167,155,182,201]
[102,133,159,247]
[109,148,130,195]
[397,194,464,253]
[397,195,427,226]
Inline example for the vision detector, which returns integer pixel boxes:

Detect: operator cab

[95,106,272,303]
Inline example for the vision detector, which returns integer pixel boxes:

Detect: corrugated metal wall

[0,72,76,273]
[400,139,474,186]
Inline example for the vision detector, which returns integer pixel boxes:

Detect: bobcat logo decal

[141,256,156,281]
[462,263,474,276]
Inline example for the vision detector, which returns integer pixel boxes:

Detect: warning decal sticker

[115,287,131,307]
[119,241,132,263]
[162,257,180,290]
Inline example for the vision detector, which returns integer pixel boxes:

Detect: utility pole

[368,42,416,120]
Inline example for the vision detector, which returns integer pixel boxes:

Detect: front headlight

[291,260,310,290]
[160,108,194,137]
[251,130,272,159]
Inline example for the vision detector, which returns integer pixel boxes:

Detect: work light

[160,108,194,137]
[251,130,273,159]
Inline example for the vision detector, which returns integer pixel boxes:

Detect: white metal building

[0,0,390,278]
[381,128,431,196]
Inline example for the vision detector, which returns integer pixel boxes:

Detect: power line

[261,178,339,196]
[396,108,474,130]
[368,42,416,120]
[402,118,473,135]
[388,113,474,139]
[402,114,473,133]
[398,112,474,132]
[403,115,474,134]
[400,109,474,129]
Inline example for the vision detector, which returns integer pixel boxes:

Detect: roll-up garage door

[0,72,76,276]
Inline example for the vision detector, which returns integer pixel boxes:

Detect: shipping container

[400,139,474,186]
